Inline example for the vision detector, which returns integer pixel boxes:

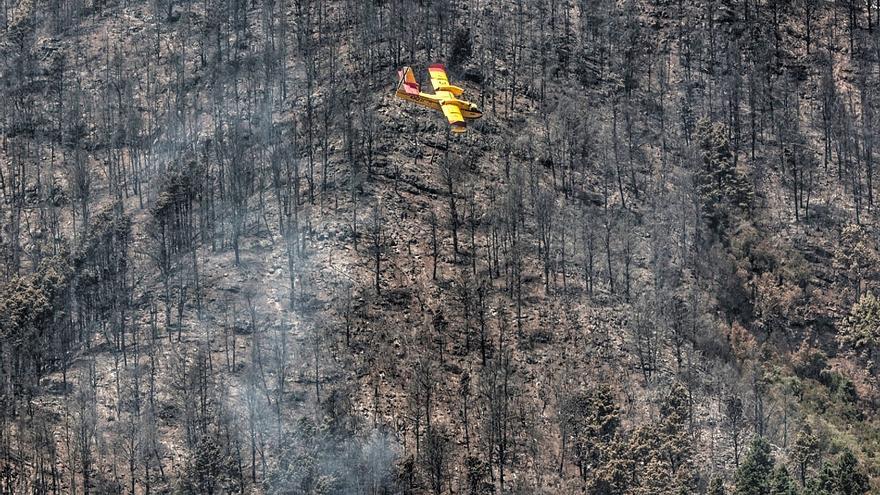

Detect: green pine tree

[804,462,835,495]
[791,425,820,487]
[831,451,869,495]
[734,437,775,495]
[768,465,799,495]
[840,292,880,362]
[804,450,869,495]
[708,476,726,495]
[559,385,620,483]
[695,119,753,234]
[624,384,696,494]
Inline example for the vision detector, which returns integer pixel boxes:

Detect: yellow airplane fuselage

[395,65,482,132]
[395,88,483,120]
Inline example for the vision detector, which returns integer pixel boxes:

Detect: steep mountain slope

[2,0,880,493]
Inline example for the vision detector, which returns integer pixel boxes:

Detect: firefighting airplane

[395,64,482,133]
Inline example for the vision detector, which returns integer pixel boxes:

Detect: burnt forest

[2,0,880,493]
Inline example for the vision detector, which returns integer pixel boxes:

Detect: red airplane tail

[397,67,420,96]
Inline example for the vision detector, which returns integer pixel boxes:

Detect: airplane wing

[428,64,464,96]
[440,103,466,132]
[429,64,467,131]
[428,64,451,91]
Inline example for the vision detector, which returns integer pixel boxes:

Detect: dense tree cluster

[729,437,869,495]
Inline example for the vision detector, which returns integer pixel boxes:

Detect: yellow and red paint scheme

[395,65,482,133]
